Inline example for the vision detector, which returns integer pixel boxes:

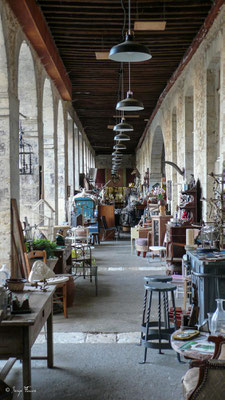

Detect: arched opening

[43,79,55,219]
[185,87,194,182]
[150,126,165,189]
[0,14,11,266]
[172,107,178,212]
[206,56,221,219]
[74,124,80,190]
[67,115,74,196]
[57,100,66,223]
[18,41,39,222]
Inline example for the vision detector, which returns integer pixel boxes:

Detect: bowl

[6,278,26,292]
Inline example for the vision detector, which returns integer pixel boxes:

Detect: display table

[171,330,215,361]
[187,249,225,324]
[0,286,55,400]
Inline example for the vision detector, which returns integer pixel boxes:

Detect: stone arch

[0,11,11,266]
[57,100,66,223]
[43,78,55,218]
[206,53,221,218]
[171,107,178,212]
[184,86,194,182]
[150,126,165,188]
[18,41,39,222]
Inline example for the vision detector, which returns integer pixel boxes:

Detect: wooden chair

[100,216,118,241]
[24,250,68,318]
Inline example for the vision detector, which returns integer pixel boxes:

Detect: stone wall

[0,1,95,269]
[136,5,225,219]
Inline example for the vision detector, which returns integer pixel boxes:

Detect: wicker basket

[6,278,26,292]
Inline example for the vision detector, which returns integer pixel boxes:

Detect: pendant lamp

[112,151,123,156]
[116,63,144,111]
[112,157,122,161]
[113,117,133,132]
[109,0,151,62]
[113,143,126,150]
[114,132,130,141]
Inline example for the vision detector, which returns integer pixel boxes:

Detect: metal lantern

[19,126,33,175]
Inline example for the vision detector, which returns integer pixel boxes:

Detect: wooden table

[0,286,55,399]
[171,330,215,361]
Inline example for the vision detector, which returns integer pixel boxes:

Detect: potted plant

[31,238,57,257]
[30,238,58,270]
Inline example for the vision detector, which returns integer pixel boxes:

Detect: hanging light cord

[120,0,126,39]
[128,62,132,95]
[128,0,131,34]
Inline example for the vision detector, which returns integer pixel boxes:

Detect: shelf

[179,204,196,209]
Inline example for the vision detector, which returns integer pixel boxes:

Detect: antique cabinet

[151,215,172,246]
[187,250,225,324]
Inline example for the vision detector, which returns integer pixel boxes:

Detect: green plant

[31,238,57,258]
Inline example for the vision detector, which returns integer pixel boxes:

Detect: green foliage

[31,238,57,257]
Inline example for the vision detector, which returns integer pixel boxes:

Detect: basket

[6,278,26,292]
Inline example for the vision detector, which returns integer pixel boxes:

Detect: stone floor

[1,238,189,399]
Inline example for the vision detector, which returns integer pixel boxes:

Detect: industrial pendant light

[109,0,151,62]
[112,156,122,161]
[113,117,133,132]
[112,151,123,156]
[114,132,130,141]
[116,63,144,111]
[113,143,127,150]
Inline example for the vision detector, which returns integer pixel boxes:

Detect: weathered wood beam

[7,0,72,101]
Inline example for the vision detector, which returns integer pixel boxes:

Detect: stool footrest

[141,340,172,350]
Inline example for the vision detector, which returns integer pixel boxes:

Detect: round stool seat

[144,282,177,292]
[149,246,166,251]
[144,275,172,283]
[136,238,148,246]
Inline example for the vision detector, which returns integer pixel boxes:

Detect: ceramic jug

[211,299,225,335]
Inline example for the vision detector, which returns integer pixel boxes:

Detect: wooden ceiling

[36,0,214,155]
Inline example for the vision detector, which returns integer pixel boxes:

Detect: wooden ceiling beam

[7,0,72,101]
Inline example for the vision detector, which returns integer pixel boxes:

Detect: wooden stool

[149,246,166,260]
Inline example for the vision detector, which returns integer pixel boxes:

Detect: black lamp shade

[113,143,126,150]
[113,118,133,132]
[114,132,130,141]
[116,91,144,111]
[109,33,151,63]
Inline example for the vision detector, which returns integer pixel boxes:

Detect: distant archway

[206,55,221,219]
[18,41,38,222]
[57,100,66,223]
[150,126,165,189]
[185,87,194,182]
[43,79,55,217]
[172,107,178,212]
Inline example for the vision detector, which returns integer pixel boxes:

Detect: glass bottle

[211,299,225,335]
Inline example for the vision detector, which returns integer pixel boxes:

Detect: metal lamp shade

[114,132,130,141]
[108,33,151,63]
[116,91,144,111]
[113,143,127,150]
[112,151,123,156]
[113,118,133,132]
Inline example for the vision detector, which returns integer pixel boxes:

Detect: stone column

[0,92,19,269]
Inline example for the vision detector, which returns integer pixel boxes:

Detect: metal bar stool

[140,281,177,363]
[141,275,173,342]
